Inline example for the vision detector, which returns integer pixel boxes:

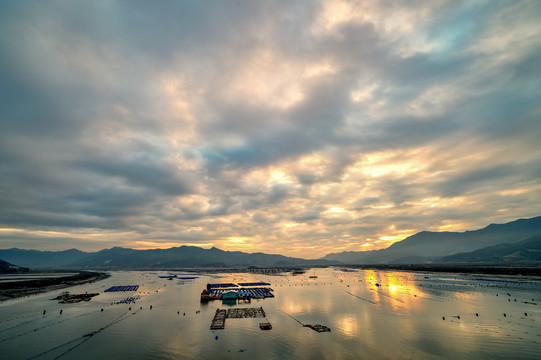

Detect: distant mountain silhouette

[0,246,331,269]
[0,248,88,268]
[71,246,333,269]
[322,216,541,264]
[2,216,540,268]
[0,258,30,273]
[440,234,541,263]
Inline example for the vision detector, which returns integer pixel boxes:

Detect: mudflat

[0,271,109,301]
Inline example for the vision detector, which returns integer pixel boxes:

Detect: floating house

[222,291,238,300]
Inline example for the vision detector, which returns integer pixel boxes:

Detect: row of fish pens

[210,307,266,329]
[104,285,140,292]
[207,287,274,299]
[207,282,271,289]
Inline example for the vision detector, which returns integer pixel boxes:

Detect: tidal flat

[0,268,540,359]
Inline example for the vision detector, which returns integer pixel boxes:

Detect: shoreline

[0,271,110,302]
[56,264,541,278]
[338,264,541,278]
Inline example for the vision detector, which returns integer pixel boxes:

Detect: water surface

[1,268,539,359]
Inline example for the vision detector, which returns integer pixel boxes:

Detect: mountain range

[440,234,541,263]
[1,216,540,269]
[0,246,331,269]
[322,216,541,264]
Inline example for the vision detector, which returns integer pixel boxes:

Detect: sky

[1,0,540,259]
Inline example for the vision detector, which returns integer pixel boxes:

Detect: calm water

[0,268,540,359]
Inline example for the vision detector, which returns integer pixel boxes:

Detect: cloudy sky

[1,0,540,258]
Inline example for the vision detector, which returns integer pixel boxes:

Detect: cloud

[1,0,541,258]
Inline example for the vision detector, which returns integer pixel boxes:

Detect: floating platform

[104,285,139,292]
[210,309,227,329]
[226,307,266,318]
[51,292,99,303]
[237,282,271,286]
[115,296,140,304]
[206,287,274,299]
[207,283,238,289]
[210,307,266,330]
[304,324,331,332]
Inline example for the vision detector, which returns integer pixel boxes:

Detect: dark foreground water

[0,268,540,359]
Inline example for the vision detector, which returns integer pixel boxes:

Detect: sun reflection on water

[361,270,425,310]
[337,315,358,338]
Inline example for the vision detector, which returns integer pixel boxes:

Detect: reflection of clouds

[337,315,358,338]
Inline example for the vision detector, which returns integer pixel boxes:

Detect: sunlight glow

[379,234,409,242]
[131,241,214,250]
[338,316,358,338]
[228,49,305,109]
[269,169,292,184]
[303,62,336,78]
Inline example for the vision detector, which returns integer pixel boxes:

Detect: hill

[440,234,541,264]
[0,248,89,268]
[0,246,331,269]
[322,216,541,264]
[2,216,540,268]
[0,259,30,273]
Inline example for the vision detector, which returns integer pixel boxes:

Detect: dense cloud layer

[1,0,540,258]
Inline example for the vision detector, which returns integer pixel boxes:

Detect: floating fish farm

[237,282,271,286]
[207,283,238,289]
[210,307,267,329]
[206,287,274,299]
[114,296,140,304]
[104,285,139,292]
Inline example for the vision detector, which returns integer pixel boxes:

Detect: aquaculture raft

[207,283,238,289]
[104,285,139,292]
[304,324,331,332]
[237,282,271,286]
[210,309,227,329]
[227,307,266,318]
[51,292,99,303]
[206,287,274,299]
[210,307,266,330]
[279,310,331,333]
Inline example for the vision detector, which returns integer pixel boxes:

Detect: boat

[259,322,272,330]
[200,289,215,302]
